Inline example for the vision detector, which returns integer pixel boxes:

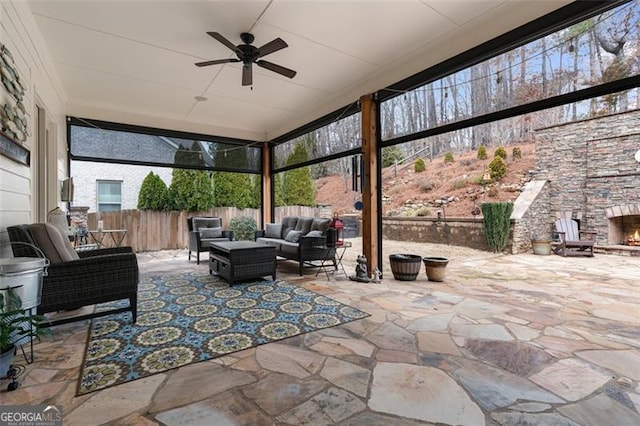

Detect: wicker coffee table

[209,241,276,284]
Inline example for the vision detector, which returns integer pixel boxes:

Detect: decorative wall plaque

[0,129,30,165]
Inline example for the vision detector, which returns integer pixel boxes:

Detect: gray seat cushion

[256,237,283,251]
[201,237,232,248]
[279,240,299,255]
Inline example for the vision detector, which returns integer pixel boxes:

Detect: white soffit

[27,0,572,141]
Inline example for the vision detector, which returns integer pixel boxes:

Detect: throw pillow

[265,223,282,239]
[199,227,222,239]
[294,217,314,235]
[311,218,331,233]
[28,223,80,264]
[284,230,302,243]
[305,230,323,238]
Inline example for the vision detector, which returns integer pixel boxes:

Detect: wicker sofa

[7,223,138,326]
[255,216,335,275]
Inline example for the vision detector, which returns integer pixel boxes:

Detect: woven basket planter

[389,254,422,281]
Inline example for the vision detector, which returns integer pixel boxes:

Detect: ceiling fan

[195,32,297,86]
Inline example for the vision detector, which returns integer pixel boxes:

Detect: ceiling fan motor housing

[236,44,258,62]
[240,32,255,44]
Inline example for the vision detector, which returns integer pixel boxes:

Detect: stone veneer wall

[69,206,90,231]
[511,180,551,254]
[533,109,640,246]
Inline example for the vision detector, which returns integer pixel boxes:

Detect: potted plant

[0,286,51,377]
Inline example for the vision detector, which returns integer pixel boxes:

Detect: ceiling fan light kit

[196,32,297,86]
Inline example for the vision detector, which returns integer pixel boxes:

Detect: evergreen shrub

[168,169,214,211]
[414,158,426,172]
[488,156,507,180]
[382,146,403,167]
[494,146,507,160]
[477,145,488,160]
[481,202,513,253]
[512,147,522,159]
[137,172,169,210]
[444,151,454,163]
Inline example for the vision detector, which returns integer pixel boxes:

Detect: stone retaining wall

[382,217,492,252]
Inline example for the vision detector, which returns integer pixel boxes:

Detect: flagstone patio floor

[2,238,639,425]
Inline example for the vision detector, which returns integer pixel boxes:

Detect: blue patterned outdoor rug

[77,272,369,395]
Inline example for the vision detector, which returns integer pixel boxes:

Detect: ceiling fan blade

[256,60,297,79]
[195,58,240,67]
[242,62,252,86]
[256,38,288,58]
[207,32,239,53]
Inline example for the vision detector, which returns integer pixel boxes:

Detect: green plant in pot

[0,286,51,377]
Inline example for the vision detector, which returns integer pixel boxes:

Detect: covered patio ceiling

[28,0,573,142]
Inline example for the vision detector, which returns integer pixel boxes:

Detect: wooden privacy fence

[88,206,324,252]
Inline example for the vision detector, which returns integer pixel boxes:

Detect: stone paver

[65,375,166,426]
[558,393,640,426]
[491,412,580,426]
[149,361,256,413]
[463,339,553,376]
[576,349,640,381]
[369,362,484,425]
[255,343,325,378]
[453,359,564,410]
[450,323,514,341]
[6,242,640,426]
[320,357,371,397]
[155,390,272,426]
[241,373,327,416]
[277,387,366,425]
[529,358,612,401]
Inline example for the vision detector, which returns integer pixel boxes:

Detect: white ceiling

[27,0,571,142]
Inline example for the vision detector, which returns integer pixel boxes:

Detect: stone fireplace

[607,205,640,246]
[529,109,640,256]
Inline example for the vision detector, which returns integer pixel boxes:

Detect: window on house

[97,180,122,212]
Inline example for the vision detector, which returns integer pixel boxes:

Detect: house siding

[0,1,67,248]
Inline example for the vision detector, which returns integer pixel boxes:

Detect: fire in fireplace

[607,213,640,246]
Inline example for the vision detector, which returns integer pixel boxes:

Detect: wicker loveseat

[255,216,335,275]
[7,223,138,326]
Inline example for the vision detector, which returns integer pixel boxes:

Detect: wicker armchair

[7,223,138,326]
[187,217,233,264]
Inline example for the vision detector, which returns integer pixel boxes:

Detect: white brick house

[70,161,173,213]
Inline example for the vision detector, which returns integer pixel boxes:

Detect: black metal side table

[316,241,352,279]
